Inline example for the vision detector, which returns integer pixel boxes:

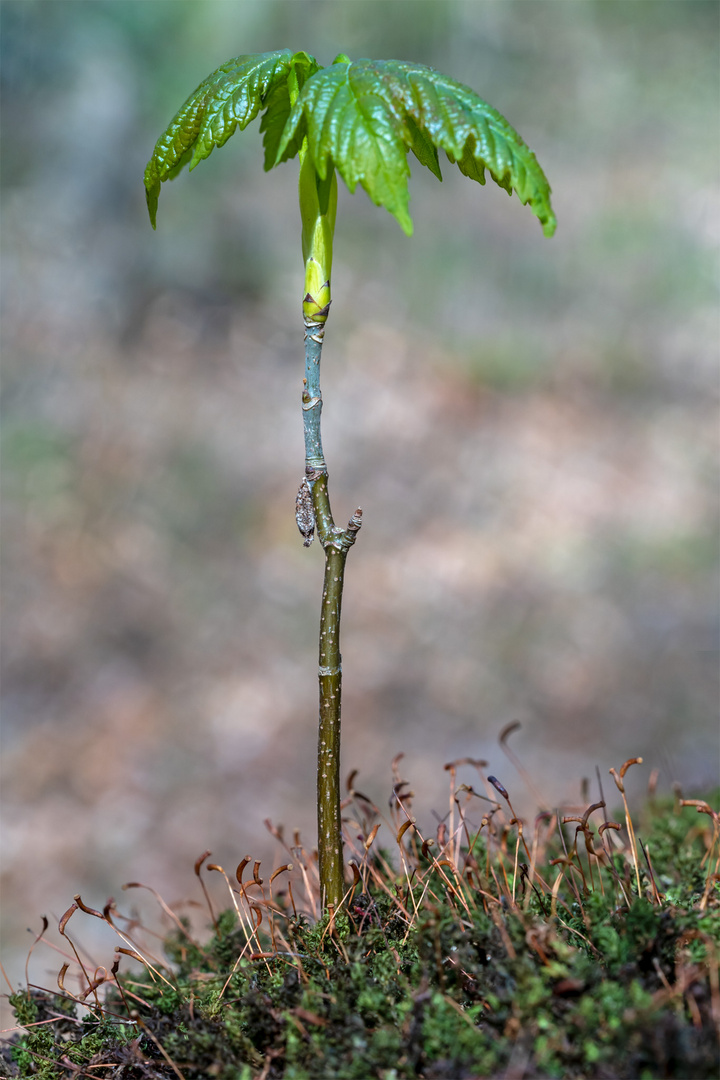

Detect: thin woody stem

[294,109,357,911]
[302,313,362,912]
[302,313,327,471]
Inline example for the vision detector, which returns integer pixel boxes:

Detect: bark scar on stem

[303,311,329,346]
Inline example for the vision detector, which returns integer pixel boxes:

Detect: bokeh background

[2,0,718,1002]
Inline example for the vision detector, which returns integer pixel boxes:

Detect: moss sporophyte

[143,50,555,913]
[3,766,719,1078]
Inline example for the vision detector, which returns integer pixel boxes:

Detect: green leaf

[145,51,556,239]
[277,58,556,237]
[258,79,293,172]
[143,49,320,228]
[277,61,415,235]
[260,51,319,169]
[405,114,443,182]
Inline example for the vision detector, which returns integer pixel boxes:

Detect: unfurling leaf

[145,52,555,238]
[143,50,319,228]
[276,58,556,237]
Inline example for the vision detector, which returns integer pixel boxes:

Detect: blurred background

[1,0,718,1001]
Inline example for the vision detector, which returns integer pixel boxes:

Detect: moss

[3,786,719,1078]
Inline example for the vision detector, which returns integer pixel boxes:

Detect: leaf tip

[541,213,557,238]
[394,205,414,237]
[143,161,160,229]
[145,184,159,230]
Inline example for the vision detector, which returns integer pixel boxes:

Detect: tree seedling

[144,49,556,914]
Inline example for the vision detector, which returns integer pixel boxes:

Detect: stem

[308,463,362,911]
[303,316,362,911]
[294,117,361,911]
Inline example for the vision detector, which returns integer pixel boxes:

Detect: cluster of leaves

[144,49,557,238]
[3,776,718,1079]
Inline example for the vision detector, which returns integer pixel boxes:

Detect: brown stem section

[307,466,362,910]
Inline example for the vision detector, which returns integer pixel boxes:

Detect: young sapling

[144,49,556,913]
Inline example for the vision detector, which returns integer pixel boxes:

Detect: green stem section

[295,105,360,911]
[309,470,362,910]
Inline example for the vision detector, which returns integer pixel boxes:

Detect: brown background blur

[2,0,718,1001]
